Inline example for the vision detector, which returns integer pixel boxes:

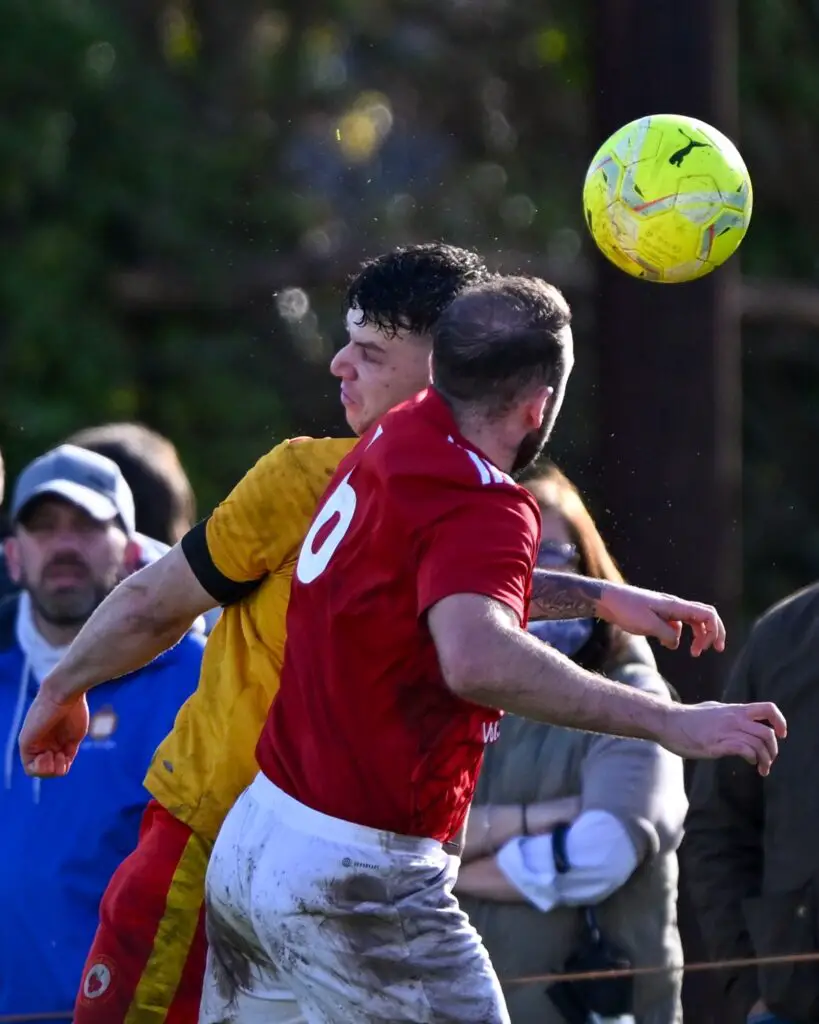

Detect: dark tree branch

[110,260,819,328]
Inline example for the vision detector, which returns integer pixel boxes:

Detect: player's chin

[345,407,370,437]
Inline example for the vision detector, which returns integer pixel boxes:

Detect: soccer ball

[582,113,753,283]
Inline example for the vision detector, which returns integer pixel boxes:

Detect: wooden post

[591,1,741,1021]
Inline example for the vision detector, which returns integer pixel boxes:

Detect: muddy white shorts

[200,773,509,1023]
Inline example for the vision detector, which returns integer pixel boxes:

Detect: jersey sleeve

[410,477,540,626]
[181,438,354,605]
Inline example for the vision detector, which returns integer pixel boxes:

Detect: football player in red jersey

[200,276,786,1024]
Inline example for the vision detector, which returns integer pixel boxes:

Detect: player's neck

[453,418,516,474]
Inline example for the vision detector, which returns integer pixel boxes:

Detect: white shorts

[200,773,508,1024]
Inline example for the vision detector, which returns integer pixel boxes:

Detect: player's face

[5,497,130,628]
[331,309,432,435]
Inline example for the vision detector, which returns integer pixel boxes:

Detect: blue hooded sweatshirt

[0,594,204,1021]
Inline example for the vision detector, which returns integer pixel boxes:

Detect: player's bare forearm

[477,631,667,740]
[430,594,668,743]
[531,571,727,657]
[42,575,188,702]
[41,546,213,703]
[530,568,603,620]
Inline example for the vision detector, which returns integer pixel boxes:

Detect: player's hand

[659,701,787,776]
[596,583,726,655]
[18,688,90,778]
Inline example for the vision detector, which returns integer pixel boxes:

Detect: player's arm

[19,440,329,777]
[37,545,215,703]
[530,568,726,656]
[37,438,330,702]
[18,544,217,776]
[414,481,782,774]
[428,593,784,776]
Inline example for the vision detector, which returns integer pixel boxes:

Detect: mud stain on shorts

[205,907,271,1007]
[323,873,422,991]
[324,871,505,1023]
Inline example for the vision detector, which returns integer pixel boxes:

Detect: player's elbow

[117,573,171,636]
[429,595,506,702]
[427,610,499,700]
[118,559,193,641]
[437,641,485,700]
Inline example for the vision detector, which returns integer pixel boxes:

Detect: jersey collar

[414,389,506,476]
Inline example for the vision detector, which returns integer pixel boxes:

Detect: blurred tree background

[1,0,818,623]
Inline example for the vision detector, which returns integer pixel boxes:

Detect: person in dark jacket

[685,584,819,1024]
[0,444,203,1023]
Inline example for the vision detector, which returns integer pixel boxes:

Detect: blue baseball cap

[11,444,136,535]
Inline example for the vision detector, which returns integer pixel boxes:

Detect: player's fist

[19,689,90,778]
[659,701,787,776]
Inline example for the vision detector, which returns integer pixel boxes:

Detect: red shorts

[74,800,211,1024]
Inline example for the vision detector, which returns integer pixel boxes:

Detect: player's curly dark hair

[344,243,491,338]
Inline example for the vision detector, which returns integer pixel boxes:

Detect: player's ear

[4,536,22,584]
[525,385,554,430]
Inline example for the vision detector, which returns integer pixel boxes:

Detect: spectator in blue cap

[0,444,204,1024]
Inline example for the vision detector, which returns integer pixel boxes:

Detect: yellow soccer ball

[582,113,753,283]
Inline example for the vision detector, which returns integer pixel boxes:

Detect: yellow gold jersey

[144,436,356,841]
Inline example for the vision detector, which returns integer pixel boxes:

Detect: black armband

[181,519,263,606]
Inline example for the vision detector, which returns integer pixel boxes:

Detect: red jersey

[256,390,541,843]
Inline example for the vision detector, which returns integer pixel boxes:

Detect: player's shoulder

[371,412,525,498]
[285,435,358,481]
[246,435,357,493]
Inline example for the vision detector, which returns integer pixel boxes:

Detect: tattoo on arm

[530,569,603,620]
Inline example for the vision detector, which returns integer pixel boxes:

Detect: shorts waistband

[249,773,446,858]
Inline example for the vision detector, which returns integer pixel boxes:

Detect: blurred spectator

[456,462,687,1024]
[65,422,196,546]
[0,444,203,1023]
[685,585,819,1024]
[0,423,213,625]
[0,446,11,602]
[67,422,218,634]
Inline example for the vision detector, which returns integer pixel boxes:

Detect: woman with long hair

[457,461,687,1024]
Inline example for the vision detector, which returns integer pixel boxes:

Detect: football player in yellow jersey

[24,243,492,1023]
[22,245,731,1023]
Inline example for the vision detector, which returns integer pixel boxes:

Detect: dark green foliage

[1,0,816,623]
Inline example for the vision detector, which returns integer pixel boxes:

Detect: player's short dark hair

[64,422,196,545]
[431,275,573,415]
[344,243,490,338]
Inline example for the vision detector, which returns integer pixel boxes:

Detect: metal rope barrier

[4,949,819,1023]
[504,947,819,985]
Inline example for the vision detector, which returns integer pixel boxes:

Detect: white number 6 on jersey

[296,472,357,584]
